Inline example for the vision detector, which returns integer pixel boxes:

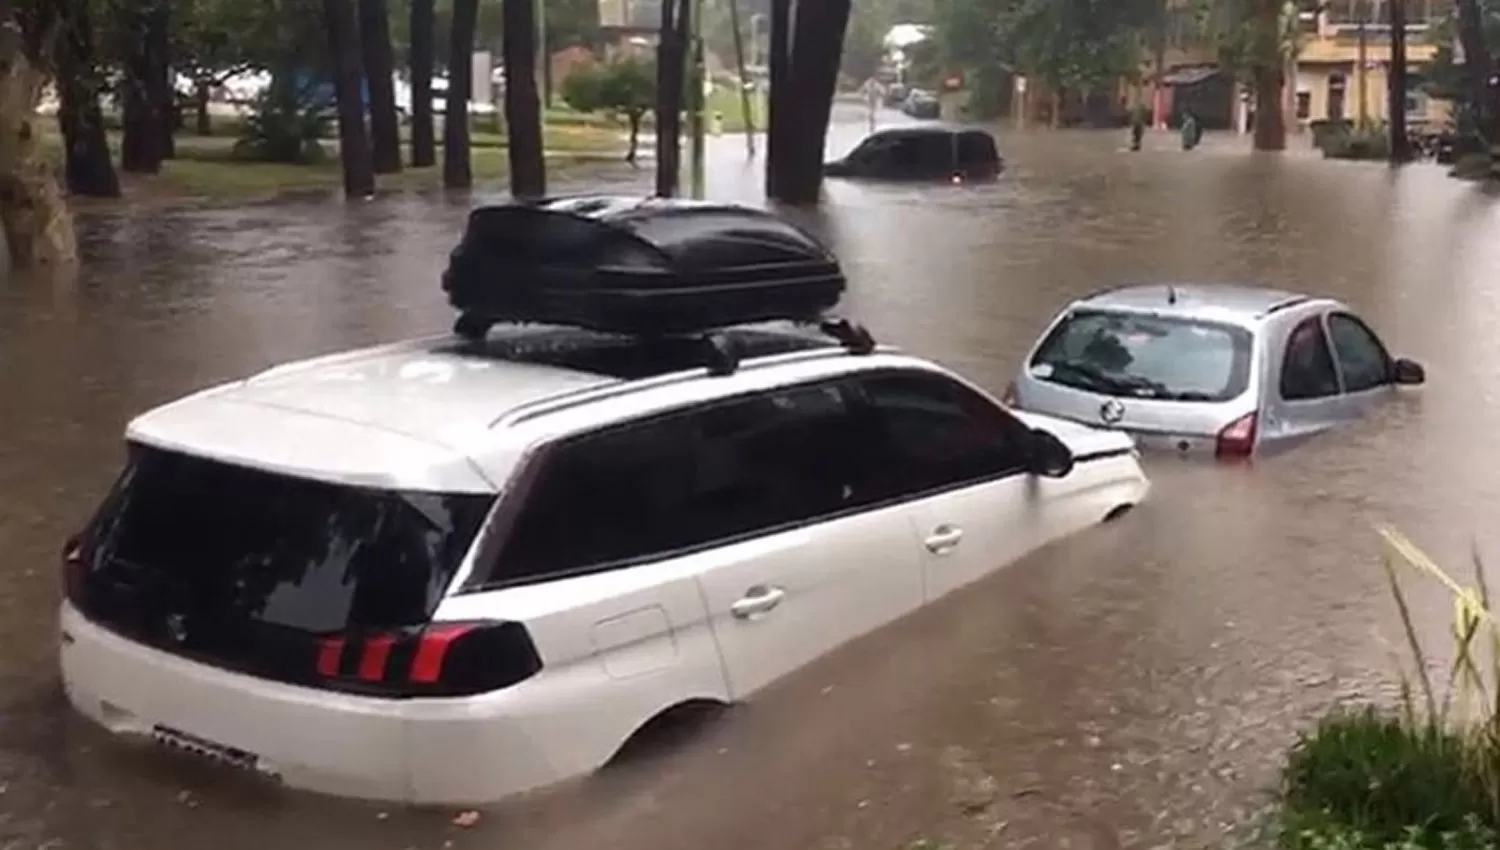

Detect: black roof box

[442,195,847,339]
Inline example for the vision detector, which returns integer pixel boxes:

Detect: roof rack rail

[683,316,877,378]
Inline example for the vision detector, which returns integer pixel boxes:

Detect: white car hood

[1011,409,1136,459]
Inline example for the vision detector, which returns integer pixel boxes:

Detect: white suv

[59,322,1148,805]
[58,197,1149,806]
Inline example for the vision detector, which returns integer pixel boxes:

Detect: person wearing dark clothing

[1180,110,1203,151]
[1129,105,1146,151]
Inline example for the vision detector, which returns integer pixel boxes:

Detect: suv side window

[852,371,1028,499]
[1327,312,1391,393]
[487,380,879,586]
[1280,317,1341,401]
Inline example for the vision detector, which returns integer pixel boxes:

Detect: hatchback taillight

[315,620,542,698]
[1215,412,1257,460]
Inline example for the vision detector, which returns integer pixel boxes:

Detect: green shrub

[1320,125,1391,160]
[232,76,330,164]
[1280,708,1491,845]
[1271,530,1500,848]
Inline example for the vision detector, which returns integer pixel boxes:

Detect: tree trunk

[1388,0,1412,162]
[764,0,791,198]
[443,0,479,188]
[501,0,546,198]
[1153,0,1168,129]
[359,0,403,174]
[1454,0,1491,138]
[56,0,120,197]
[324,0,377,197]
[1250,0,1285,151]
[119,0,170,174]
[655,0,685,197]
[194,79,213,135]
[775,0,850,204]
[0,29,78,269]
[409,0,436,167]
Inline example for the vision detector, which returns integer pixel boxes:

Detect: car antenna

[1166,285,1178,305]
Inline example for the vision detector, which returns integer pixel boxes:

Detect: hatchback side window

[487,381,877,586]
[1327,313,1391,393]
[1280,317,1340,401]
[853,371,1028,499]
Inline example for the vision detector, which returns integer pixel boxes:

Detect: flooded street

[6,112,1500,849]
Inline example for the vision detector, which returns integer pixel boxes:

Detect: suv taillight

[315,620,542,698]
[1215,412,1257,460]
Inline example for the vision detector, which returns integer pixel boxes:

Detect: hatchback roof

[868,125,992,139]
[1076,283,1312,323]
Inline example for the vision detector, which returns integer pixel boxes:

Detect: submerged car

[824,126,1004,182]
[59,196,1149,805]
[1005,284,1426,459]
[901,89,940,119]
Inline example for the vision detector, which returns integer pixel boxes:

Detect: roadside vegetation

[1264,529,1500,849]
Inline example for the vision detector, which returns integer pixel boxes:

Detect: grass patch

[37,118,625,202]
[1269,530,1500,849]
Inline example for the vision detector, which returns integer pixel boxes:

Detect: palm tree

[359,0,403,173]
[501,0,546,197]
[324,0,377,196]
[443,0,479,188]
[409,0,437,167]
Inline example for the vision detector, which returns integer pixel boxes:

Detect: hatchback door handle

[731,585,786,620]
[924,525,964,554]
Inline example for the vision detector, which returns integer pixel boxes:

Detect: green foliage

[561,58,655,120]
[931,0,1154,93]
[1271,531,1500,848]
[232,76,330,164]
[1319,123,1391,159]
[169,0,325,79]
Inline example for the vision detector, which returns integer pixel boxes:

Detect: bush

[232,77,331,164]
[1320,125,1391,160]
[1271,530,1500,848]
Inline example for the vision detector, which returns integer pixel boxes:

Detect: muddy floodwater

[5,113,1500,849]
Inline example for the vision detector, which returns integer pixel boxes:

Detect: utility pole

[688,0,706,197]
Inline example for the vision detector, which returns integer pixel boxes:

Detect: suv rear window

[77,445,493,659]
[1028,309,1254,402]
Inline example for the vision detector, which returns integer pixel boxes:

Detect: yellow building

[1292,0,1450,127]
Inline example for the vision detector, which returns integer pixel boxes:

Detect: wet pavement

[5,108,1500,849]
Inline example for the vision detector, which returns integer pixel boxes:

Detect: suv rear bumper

[58,602,563,805]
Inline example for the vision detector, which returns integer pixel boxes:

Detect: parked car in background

[901,89,940,119]
[1004,284,1426,459]
[825,126,1003,182]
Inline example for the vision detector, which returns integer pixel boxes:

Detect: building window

[1296,91,1312,119]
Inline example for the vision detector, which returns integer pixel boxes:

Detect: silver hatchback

[1004,284,1427,459]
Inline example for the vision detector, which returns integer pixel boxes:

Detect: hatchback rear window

[1028,309,1254,402]
[80,445,493,644]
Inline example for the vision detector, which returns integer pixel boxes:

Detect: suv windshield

[1028,309,1254,402]
[77,445,493,660]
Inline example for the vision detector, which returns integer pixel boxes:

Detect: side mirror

[1391,357,1426,385]
[1025,428,1075,478]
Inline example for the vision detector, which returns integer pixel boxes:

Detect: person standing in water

[1180,110,1202,150]
[1129,104,1146,151]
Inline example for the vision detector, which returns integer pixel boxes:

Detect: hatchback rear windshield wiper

[1044,360,1169,397]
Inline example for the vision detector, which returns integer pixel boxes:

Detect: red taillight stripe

[357,635,397,681]
[316,637,346,678]
[408,625,474,683]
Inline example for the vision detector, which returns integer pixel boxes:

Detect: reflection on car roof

[865,125,993,139]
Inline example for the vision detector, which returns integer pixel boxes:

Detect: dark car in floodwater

[824,126,1004,183]
[900,89,941,119]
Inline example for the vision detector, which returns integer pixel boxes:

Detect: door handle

[731,585,786,620]
[924,525,964,554]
